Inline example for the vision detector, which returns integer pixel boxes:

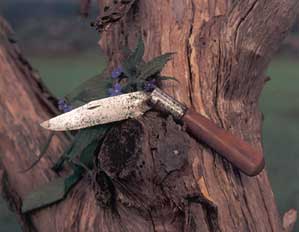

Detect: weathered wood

[97,0,298,231]
[0,16,71,231]
[95,113,217,231]
[0,0,298,230]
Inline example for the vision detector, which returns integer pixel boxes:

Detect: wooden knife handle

[182,108,265,176]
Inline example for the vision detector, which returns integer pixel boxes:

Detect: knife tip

[40,120,50,130]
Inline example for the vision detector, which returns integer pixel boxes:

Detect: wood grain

[0,0,298,230]
[98,0,298,231]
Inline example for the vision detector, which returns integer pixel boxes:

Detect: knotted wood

[97,0,298,231]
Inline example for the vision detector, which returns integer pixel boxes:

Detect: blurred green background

[0,1,298,231]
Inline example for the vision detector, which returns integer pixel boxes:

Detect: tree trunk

[0,0,298,231]
[96,0,298,231]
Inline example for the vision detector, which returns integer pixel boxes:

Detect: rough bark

[96,0,298,231]
[0,0,298,231]
[0,16,71,231]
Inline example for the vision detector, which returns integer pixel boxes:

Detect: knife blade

[40,91,151,131]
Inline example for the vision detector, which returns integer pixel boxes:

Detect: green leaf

[122,46,132,57]
[68,126,109,162]
[122,36,145,79]
[65,71,112,107]
[52,125,110,172]
[77,140,100,169]
[123,61,136,80]
[0,196,22,231]
[137,53,174,80]
[51,142,73,172]
[22,170,82,213]
[64,168,83,192]
[22,178,65,213]
[129,36,145,66]
[136,81,144,91]
[22,125,110,212]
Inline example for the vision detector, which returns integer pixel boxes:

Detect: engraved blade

[40,91,151,131]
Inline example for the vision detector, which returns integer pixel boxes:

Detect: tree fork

[0,0,297,230]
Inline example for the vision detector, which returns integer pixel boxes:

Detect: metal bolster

[150,88,187,119]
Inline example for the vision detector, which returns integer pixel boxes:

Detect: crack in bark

[233,0,258,46]
[256,178,276,232]
[148,210,157,232]
[238,174,257,231]
[214,31,225,129]
[183,200,192,232]
[239,205,251,231]
[211,152,239,231]
[205,205,220,232]
[186,0,195,107]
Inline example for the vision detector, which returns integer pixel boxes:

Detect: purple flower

[58,104,64,111]
[144,79,156,92]
[58,99,66,111]
[58,98,72,113]
[111,67,123,79]
[58,99,65,105]
[63,105,73,112]
[108,83,122,96]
